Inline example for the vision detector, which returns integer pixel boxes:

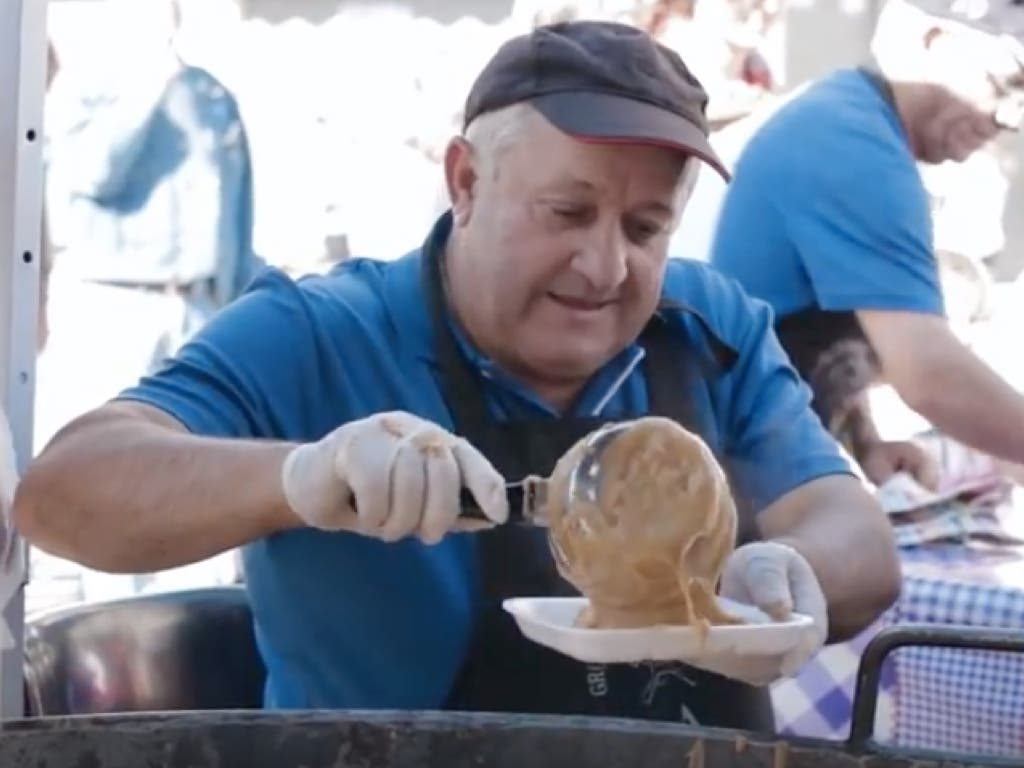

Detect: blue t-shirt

[709,68,944,320]
[117,213,851,710]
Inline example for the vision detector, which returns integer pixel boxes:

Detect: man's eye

[627,220,664,242]
[552,205,587,220]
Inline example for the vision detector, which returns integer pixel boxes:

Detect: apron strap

[420,217,492,435]
[642,306,761,544]
[642,304,736,432]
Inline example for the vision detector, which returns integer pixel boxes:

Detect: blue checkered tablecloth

[771,544,1024,759]
[888,559,1024,756]
[770,610,897,741]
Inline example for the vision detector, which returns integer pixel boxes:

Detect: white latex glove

[281,411,508,544]
[691,542,829,687]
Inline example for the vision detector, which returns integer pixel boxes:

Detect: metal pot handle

[847,622,1024,751]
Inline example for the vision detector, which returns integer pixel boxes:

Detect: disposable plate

[502,596,815,664]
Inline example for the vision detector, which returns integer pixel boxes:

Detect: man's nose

[571,224,628,292]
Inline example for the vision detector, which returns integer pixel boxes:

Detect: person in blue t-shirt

[15,21,898,731]
[710,0,1024,488]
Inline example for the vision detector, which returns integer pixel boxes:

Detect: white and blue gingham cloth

[773,436,1024,758]
[888,567,1024,757]
[772,545,1024,760]
[770,612,896,742]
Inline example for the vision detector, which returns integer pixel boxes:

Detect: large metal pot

[3,624,1022,767]
[23,586,265,715]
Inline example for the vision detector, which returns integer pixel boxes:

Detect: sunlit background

[29,0,1024,616]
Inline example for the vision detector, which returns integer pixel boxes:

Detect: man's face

[446,112,693,390]
[916,27,1024,162]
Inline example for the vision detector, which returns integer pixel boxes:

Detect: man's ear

[920,24,965,80]
[444,136,479,228]
[923,25,944,49]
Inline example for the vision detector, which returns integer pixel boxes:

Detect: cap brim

[530,91,731,181]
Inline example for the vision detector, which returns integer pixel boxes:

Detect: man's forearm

[859,309,1024,465]
[14,402,302,573]
[760,476,901,642]
[907,349,1024,464]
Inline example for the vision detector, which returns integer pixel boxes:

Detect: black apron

[421,216,774,732]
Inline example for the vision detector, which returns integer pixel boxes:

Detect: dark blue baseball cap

[463,20,731,180]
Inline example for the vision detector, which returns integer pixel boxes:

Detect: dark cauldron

[0,707,1018,768]
[14,590,1024,768]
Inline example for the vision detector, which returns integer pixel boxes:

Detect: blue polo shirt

[709,68,944,320]
[117,213,851,710]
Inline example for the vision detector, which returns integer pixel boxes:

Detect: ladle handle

[459,483,544,527]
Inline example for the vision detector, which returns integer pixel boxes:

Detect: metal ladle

[564,421,632,508]
[459,421,633,527]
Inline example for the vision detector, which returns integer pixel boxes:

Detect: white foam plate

[502,596,815,664]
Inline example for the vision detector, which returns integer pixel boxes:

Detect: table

[771,543,1024,759]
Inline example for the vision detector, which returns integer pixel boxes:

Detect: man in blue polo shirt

[710,0,1024,486]
[16,21,898,732]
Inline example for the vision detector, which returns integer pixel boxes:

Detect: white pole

[0,0,48,720]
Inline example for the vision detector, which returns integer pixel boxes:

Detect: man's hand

[859,439,940,490]
[281,412,508,544]
[699,542,828,686]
